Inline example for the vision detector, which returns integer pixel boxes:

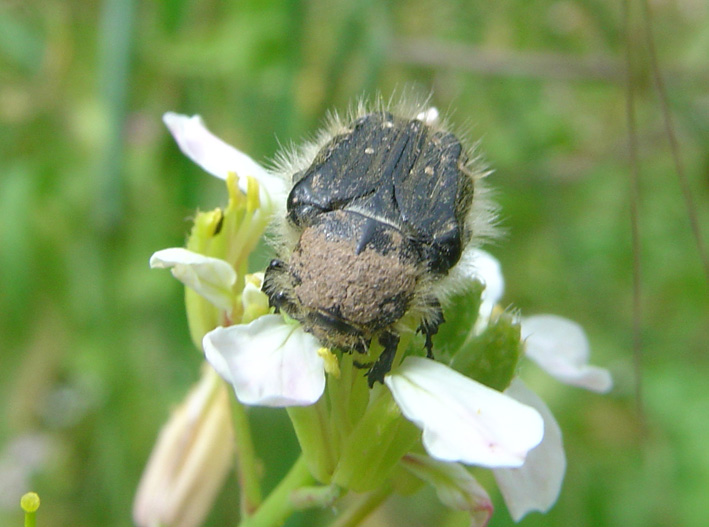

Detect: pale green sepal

[435,281,484,357]
[449,310,522,392]
[401,453,493,527]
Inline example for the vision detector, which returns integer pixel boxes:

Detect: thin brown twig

[622,0,645,425]
[640,0,709,284]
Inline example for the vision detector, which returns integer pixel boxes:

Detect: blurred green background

[1,0,707,526]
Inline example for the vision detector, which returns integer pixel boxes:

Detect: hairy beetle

[263,103,494,386]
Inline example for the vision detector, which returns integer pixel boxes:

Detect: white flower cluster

[151,113,612,524]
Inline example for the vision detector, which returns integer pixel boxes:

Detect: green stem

[231,398,262,516]
[330,484,394,527]
[20,493,40,527]
[239,456,315,527]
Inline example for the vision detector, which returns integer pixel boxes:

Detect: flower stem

[330,484,393,527]
[328,356,355,445]
[287,400,336,482]
[20,492,40,527]
[231,398,262,516]
[238,456,314,527]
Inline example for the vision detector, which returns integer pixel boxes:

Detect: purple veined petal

[150,248,236,311]
[162,112,287,201]
[522,315,613,393]
[385,357,544,469]
[493,379,566,522]
[402,453,493,527]
[202,315,326,407]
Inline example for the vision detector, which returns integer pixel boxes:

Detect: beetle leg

[367,332,400,387]
[262,259,289,312]
[418,300,444,359]
[353,360,374,370]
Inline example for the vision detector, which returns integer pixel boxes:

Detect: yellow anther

[226,172,245,208]
[246,176,261,212]
[317,348,340,378]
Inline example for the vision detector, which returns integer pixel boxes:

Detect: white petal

[472,249,505,308]
[473,250,504,329]
[202,315,325,407]
[494,380,566,522]
[150,248,236,311]
[522,315,612,393]
[163,112,286,200]
[385,357,544,468]
[451,249,505,332]
[452,249,505,306]
[402,453,493,527]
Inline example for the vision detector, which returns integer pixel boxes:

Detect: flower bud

[133,366,234,527]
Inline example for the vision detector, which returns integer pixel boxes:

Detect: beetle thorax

[289,212,419,335]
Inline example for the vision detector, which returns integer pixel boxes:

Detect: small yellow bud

[21,492,40,513]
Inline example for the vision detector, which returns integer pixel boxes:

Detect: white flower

[149,248,236,311]
[464,251,611,520]
[203,315,326,407]
[162,112,286,203]
[464,252,612,394]
[522,315,613,393]
[493,379,566,521]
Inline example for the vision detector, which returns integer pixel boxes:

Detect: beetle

[262,104,494,386]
